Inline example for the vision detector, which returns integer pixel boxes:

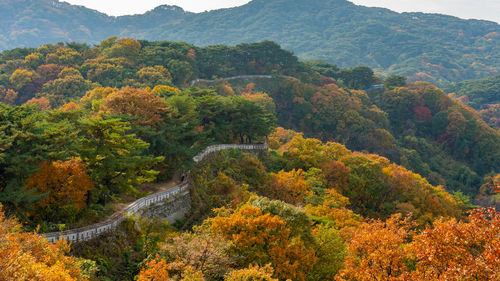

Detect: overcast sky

[63,0,500,23]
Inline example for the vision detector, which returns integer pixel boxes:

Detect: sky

[63,0,500,23]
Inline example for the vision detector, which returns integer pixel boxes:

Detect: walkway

[44,143,268,243]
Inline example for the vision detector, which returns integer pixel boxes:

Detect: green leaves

[78,116,163,202]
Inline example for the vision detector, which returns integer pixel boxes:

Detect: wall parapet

[44,143,267,243]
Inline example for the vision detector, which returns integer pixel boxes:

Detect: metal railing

[44,143,268,243]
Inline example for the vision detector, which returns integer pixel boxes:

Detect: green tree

[78,116,163,204]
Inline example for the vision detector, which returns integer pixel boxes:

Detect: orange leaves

[137,255,170,281]
[337,209,500,281]
[25,96,51,110]
[26,157,94,211]
[210,205,316,281]
[100,86,168,125]
[336,214,414,281]
[0,88,18,105]
[405,208,500,281]
[211,206,289,249]
[267,169,310,205]
[0,204,85,281]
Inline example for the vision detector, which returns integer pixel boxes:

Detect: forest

[445,74,500,129]
[1,0,500,85]
[0,38,498,280]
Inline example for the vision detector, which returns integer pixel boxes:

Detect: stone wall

[44,143,268,243]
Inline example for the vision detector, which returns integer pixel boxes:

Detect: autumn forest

[0,34,498,281]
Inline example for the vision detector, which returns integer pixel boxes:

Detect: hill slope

[1,0,499,85]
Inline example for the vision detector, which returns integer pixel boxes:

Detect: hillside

[1,0,499,85]
[444,75,500,129]
[445,75,500,109]
[1,38,498,206]
[0,37,498,280]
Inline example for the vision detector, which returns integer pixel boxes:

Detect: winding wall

[44,143,268,243]
[189,75,294,86]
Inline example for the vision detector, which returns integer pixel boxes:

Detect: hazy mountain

[1,0,499,84]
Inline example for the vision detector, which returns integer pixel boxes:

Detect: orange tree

[210,205,316,281]
[0,204,85,280]
[25,157,94,222]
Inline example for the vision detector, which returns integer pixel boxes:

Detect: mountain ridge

[1,0,499,84]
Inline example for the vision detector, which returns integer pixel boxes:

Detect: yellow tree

[224,264,278,281]
[267,169,310,205]
[0,204,85,280]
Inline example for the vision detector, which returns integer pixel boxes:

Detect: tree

[167,59,193,85]
[0,88,18,105]
[137,255,170,281]
[336,214,414,281]
[25,158,94,221]
[338,66,377,90]
[161,229,233,280]
[24,97,51,110]
[100,87,168,126]
[136,66,172,86]
[224,264,278,281]
[41,67,92,106]
[103,38,141,61]
[78,116,163,203]
[230,96,276,144]
[384,75,407,90]
[0,204,85,280]
[0,104,77,212]
[267,169,310,205]
[210,205,316,281]
[309,225,347,281]
[405,208,499,281]
[10,69,38,90]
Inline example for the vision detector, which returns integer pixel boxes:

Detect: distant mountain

[1,0,499,85]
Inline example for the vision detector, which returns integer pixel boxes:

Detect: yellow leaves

[10,68,39,90]
[224,264,278,281]
[0,204,85,281]
[267,169,311,205]
[0,88,18,105]
[404,208,500,281]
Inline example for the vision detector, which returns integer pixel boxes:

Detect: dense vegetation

[0,38,498,280]
[445,75,500,129]
[1,0,499,85]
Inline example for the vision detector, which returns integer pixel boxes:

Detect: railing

[44,143,268,243]
[189,75,294,86]
[193,144,268,163]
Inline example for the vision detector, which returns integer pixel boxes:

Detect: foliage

[100,87,168,126]
[78,116,163,203]
[160,229,233,280]
[210,205,316,281]
[1,0,499,85]
[445,74,500,110]
[224,264,278,281]
[0,204,85,281]
[337,208,500,281]
[25,158,94,222]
